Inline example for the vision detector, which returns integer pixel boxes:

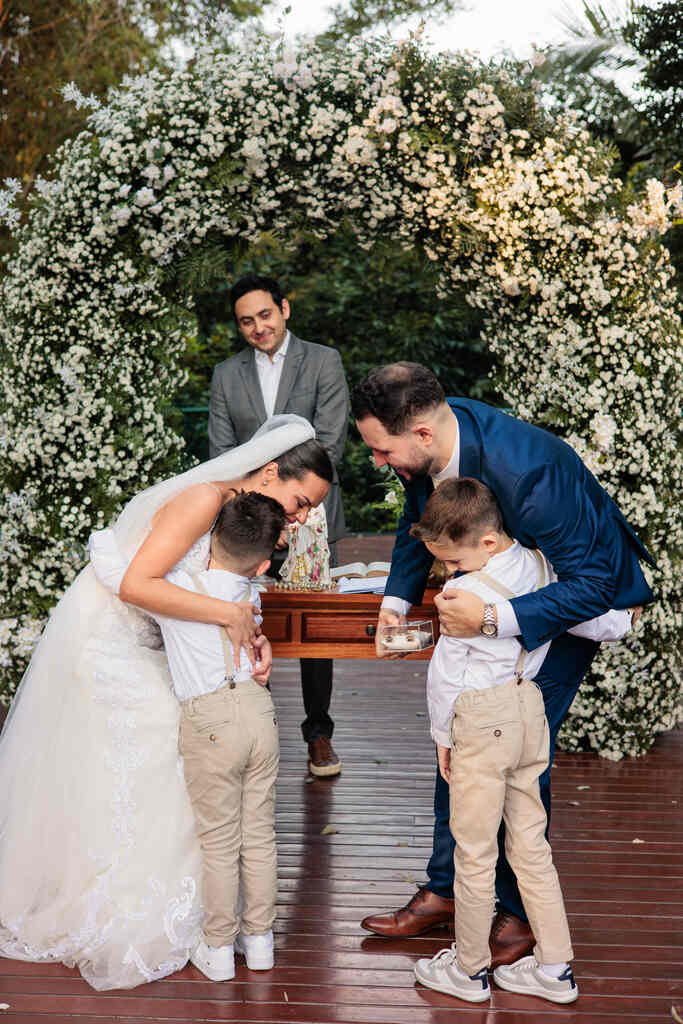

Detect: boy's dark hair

[350,362,446,436]
[273,438,333,484]
[230,274,285,318]
[410,478,504,545]
[212,491,286,574]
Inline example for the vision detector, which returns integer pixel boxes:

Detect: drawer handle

[365,624,376,637]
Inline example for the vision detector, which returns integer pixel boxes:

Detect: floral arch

[0,38,681,757]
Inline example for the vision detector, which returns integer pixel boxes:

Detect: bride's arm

[118,484,258,665]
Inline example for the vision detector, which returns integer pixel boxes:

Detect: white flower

[592,413,617,451]
[134,187,156,207]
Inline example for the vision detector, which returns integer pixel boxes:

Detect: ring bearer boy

[149,491,286,981]
[411,478,632,1004]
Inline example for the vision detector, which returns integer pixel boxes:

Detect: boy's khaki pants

[179,679,279,947]
[449,676,573,975]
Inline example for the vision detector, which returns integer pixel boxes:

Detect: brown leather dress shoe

[361,887,454,937]
[489,910,535,969]
[308,737,341,777]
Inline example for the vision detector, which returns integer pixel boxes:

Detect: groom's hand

[223,601,259,669]
[375,608,408,659]
[435,589,486,638]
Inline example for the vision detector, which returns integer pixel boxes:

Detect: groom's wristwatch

[480,604,498,638]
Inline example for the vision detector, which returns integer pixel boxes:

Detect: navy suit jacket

[386,398,656,653]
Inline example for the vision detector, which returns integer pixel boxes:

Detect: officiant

[208,273,349,777]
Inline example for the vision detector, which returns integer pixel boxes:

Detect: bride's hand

[222,601,259,670]
[252,635,272,685]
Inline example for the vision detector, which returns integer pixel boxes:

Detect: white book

[336,575,388,595]
[330,561,391,580]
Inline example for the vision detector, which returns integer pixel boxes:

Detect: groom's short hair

[230,274,285,316]
[351,363,445,435]
[411,478,504,545]
[212,492,286,574]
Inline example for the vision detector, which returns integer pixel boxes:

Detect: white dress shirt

[427,541,631,746]
[151,567,262,702]
[254,330,290,417]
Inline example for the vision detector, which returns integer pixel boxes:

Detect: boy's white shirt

[427,541,632,747]
[151,567,262,702]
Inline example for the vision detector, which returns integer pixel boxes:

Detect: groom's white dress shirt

[152,568,262,702]
[426,541,631,746]
[254,330,290,417]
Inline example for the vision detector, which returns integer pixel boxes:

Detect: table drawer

[262,612,291,643]
[302,613,376,644]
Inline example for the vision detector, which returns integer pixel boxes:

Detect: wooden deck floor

[1,652,681,1023]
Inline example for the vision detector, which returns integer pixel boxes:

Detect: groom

[352,363,655,965]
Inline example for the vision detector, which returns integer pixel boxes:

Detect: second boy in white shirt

[409,477,631,1005]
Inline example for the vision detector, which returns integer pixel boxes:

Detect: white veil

[0,414,315,990]
[112,414,315,559]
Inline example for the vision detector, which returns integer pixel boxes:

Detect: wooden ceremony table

[259,584,440,660]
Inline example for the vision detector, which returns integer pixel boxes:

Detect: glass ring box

[379,620,434,653]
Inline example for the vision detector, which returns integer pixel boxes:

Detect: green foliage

[627,1,683,154]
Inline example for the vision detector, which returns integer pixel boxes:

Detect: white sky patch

[263,0,579,60]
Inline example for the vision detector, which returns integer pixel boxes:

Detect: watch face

[481,622,497,637]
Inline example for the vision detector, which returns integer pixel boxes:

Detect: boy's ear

[481,532,499,551]
[255,558,271,577]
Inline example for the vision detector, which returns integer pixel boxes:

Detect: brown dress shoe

[308,737,341,777]
[361,887,454,937]
[489,910,535,969]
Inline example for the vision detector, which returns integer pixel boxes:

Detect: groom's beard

[395,451,436,480]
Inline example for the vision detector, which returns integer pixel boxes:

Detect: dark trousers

[425,632,599,920]
[271,543,336,744]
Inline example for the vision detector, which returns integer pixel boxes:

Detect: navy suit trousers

[425,632,599,919]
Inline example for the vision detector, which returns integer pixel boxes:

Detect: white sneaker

[414,944,490,1003]
[190,938,235,981]
[234,929,274,970]
[493,956,578,1003]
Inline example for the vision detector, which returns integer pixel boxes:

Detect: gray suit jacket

[208,333,348,543]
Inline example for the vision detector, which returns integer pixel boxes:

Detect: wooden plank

[0,654,681,1024]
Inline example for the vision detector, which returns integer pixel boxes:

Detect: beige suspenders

[467,549,548,681]
[192,573,236,681]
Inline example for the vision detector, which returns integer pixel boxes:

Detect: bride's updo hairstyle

[351,362,446,436]
[269,438,334,484]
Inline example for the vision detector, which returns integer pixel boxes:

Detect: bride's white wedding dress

[0,416,313,991]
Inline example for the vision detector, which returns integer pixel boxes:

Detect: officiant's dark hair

[212,491,286,573]
[410,478,504,545]
[230,274,286,316]
[351,363,445,435]
[274,439,333,484]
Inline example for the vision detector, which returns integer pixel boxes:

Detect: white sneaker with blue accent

[414,944,490,1002]
[493,956,578,1003]
[234,929,274,970]
[190,938,235,981]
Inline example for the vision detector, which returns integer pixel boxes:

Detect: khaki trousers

[449,676,573,975]
[179,679,279,947]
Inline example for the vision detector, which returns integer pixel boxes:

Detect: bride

[0,415,332,991]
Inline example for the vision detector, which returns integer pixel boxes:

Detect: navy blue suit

[386,398,655,917]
